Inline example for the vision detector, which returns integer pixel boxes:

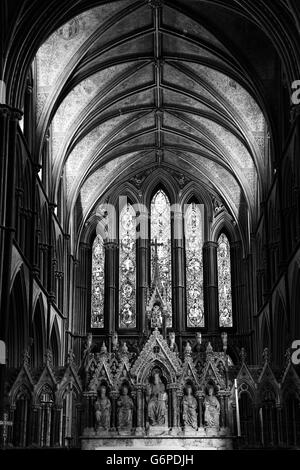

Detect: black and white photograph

[0,0,300,460]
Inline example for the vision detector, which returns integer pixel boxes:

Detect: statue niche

[95,385,111,432]
[182,384,198,431]
[146,370,168,428]
[117,384,134,435]
[204,385,220,430]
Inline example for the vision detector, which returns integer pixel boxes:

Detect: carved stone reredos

[130,328,182,384]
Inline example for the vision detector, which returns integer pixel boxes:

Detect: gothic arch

[180,187,210,242]
[261,314,271,352]
[273,294,289,366]
[50,317,61,367]
[211,212,240,246]
[290,265,300,339]
[144,170,178,208]
[7,267,28,367]
[108,183,140,209]
[32,296,46,368]
[139,359,174,386]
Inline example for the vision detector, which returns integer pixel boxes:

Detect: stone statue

[182,385,198,430]
[150,304,163,329]
[95,386,111,431]
[146,371,168,426]
[117,385,134,432]
[168,331,178,353]
[204,386,220,429]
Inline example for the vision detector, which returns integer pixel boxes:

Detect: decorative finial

[120,341,128,356]
[100,341,107,355]
[206,342,213,355]
[221,332,228,354]
[184,341,192,357]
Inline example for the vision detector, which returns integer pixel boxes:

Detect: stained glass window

[119,203,136,328]
[151,190,172,327]
[91,235,105,328]
[217,233,233,327]
[185,203,204,327]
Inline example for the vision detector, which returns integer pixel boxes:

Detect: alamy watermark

[95,196,204,242]
[291,340,300,365]
[291,80,300,105]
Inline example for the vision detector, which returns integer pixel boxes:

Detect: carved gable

[131,328,182,383]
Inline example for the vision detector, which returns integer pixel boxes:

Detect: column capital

[103,240,118,250]
[0,104,23,120]
[167,383,178,391]
[203,241,218,250]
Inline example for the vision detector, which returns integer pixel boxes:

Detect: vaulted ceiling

[31,0,287,245]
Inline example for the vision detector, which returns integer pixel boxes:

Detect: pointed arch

[144,170,177,207]
[7,267,28,367]
[291,265,300,338]
[261,314,271,351]
[50,317,61,367]
[273,294,288,367]
[32,296,46,367]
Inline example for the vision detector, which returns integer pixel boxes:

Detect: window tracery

[91,235,105,328]
[217,233,233,328]
[185,202,204,327]
[119,203,136,328]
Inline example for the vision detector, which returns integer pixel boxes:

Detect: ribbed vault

[34,0,272,248]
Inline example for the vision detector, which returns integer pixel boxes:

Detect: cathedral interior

[0,0,300,450]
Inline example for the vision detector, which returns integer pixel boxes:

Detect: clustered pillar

[203,241,218,332]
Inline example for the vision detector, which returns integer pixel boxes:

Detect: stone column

[82,392,96,432]
[231,240,246,333]
[224,395,229,429]
[51,405,62,447]
[109,390,118,434]
[196,392,204,428]
[167,384,179,434]
[177,390,183,430]
[137,209,148,334]
[173,208,185,332]
[0,106,22,416]
[275,404,282,447]
[135,386,144,435]
[24,82,34,153]
[219,394,225,428]
[104,240,118,333]
[29,405,39,446]
[203,242,218,332]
